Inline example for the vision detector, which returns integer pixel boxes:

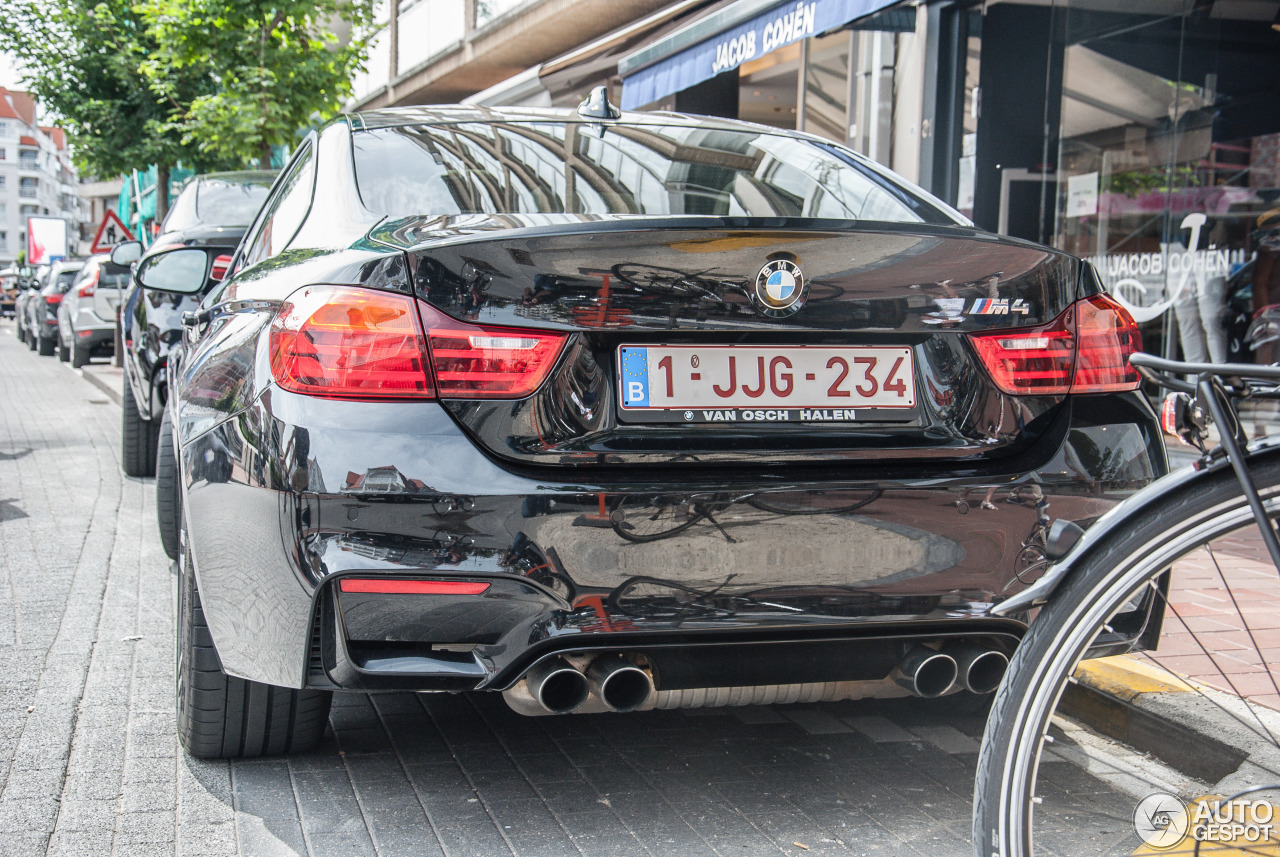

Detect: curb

[78,364,122,406]
[1068,655,1280,791]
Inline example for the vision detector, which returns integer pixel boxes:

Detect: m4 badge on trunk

[753,259,807,318]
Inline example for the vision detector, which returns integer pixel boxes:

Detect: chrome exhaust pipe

[947,642,1009,695]
[586,655,653,712]
[892,646,957,698]
[525,657,590,714]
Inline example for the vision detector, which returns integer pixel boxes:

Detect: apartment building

[0,88,84,266]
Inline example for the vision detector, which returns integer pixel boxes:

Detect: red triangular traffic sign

[90,209,136,255]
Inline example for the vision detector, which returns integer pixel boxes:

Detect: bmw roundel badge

[753,259,807,317]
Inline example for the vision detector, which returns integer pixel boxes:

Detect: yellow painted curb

[1075,655,1198,702]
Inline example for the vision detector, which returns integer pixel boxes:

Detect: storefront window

[1052,2,1280,370]
[738,43,802,130]
[801,31,852,143]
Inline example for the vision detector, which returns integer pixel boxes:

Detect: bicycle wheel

[975,454,1280,856]
[746,488,882,516]
[611,495,705,543]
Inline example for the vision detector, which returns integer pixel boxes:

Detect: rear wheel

[121,379,158,477]
[176,536,332,758]
[57,337,70,363]
[16,320,25,344]
[37,333,55,356]
[27,330,36,351]
[156,408,181,560]
[70,341,89,368]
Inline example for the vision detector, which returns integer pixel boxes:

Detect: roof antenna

[577,86,621,120]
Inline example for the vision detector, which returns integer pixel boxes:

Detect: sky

[1,52,25,90]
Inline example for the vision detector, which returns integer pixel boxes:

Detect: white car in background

[56,254,130,367]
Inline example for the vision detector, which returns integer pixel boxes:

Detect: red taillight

[969,309,1075,395]
[211,254,232,281]
[338,578,490,595]
[269,286,433,399]
[969,295,1141,396]
[78,270,99,298]
[268,286,567,401]
[420,302,567,399]
[45,294,62,305]
[1071,294,1142,392]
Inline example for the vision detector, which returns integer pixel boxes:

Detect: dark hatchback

[118,171,274,480]
[153,101,1166,758]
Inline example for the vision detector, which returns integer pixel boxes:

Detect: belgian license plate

[618,345,915,423]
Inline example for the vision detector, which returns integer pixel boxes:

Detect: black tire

[16,321,25,344]
[121,379,158,477]
[57,337,70,363]
[176,538,332,759]
[974,456,1280,857]
[27,330,37,351]
[156,408,181,560]
[37,333,55,356]
[70,341,89,368]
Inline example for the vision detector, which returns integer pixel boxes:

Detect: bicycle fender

[990,438,1280,617]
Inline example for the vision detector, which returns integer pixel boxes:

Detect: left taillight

[269,286,568,401]
[968,294,1141,396]
[269,286,434,399]
[420,302,568,399]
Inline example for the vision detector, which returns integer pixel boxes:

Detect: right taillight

[969,294,1141,396]
[78,270,99,299]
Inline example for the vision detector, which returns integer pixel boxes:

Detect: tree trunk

[155,163,170,223]
[260,142,272,170]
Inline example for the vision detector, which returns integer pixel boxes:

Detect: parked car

[149,96,1166,759]
[13,264,50,344]
[0,266,21,317]
[115,170,274,482]
[26,260,84,356]
[56,254,129,366]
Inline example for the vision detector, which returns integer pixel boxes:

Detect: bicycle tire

[974,454,1280,857]
[610,495,707,543]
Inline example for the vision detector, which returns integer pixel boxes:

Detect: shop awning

[618,0,902,109]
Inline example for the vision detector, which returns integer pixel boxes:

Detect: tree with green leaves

[0,0,232,218]
[139,0,376,168]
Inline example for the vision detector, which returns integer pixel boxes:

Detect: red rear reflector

[45,294,62,305]
[211,254,232,281]
[419,302,567,399]
[338,578,490,595]
[269,286,434,400]
[78,330,92,337]
[969,295,1141,396]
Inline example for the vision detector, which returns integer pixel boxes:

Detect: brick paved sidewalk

[1142,521,1280,711]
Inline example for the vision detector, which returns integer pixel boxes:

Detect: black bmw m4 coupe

[145,92,1166,758]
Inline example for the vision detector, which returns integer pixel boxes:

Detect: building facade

[352,0,1280,367]
[0,88,84,266]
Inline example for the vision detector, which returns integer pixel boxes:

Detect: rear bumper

[180,386,1165,691]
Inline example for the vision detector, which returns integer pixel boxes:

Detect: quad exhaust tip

[525,656,590,714]
[947,642,1009,695]
[892,646,958,698]
[587,655,653,712]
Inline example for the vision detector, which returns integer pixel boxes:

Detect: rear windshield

[164,179,271,232]
[54,270,79,290]
[353,122,955,224]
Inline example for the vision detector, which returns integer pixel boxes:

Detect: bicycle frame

[991,353,1280,618]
